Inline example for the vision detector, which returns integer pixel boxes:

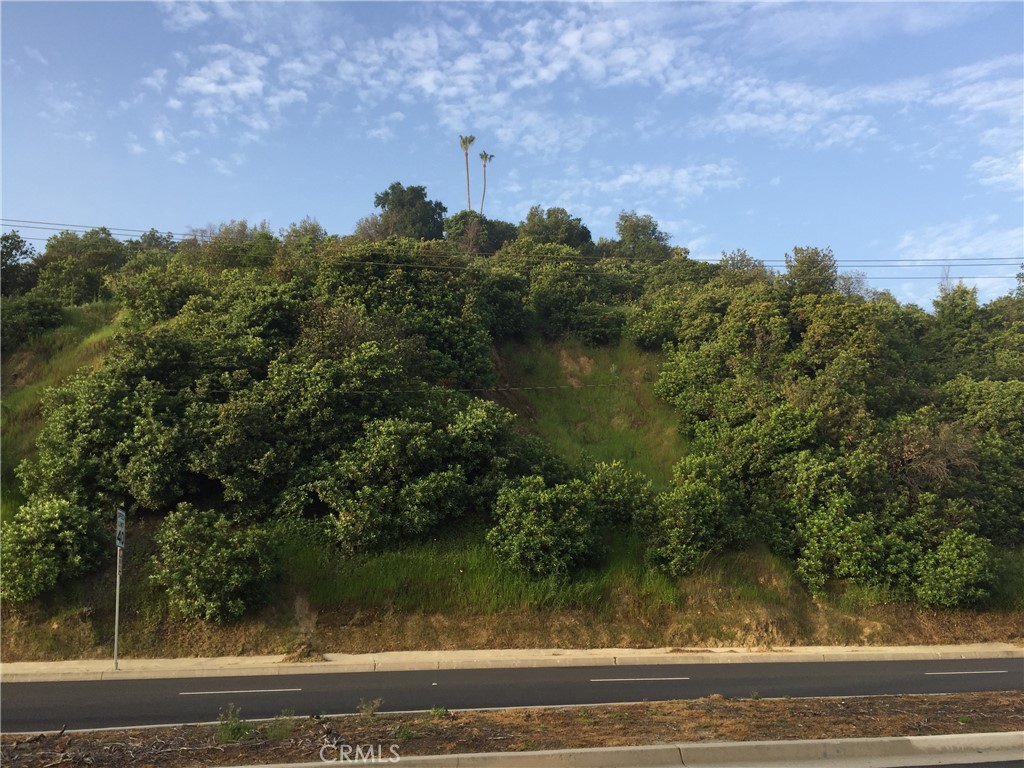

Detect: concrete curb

[224,732,1024,767]
[2,643,1021,683]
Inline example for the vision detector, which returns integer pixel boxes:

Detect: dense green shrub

[913,529,995,608]
[487,476,597,578]
[0,497,105,602]
[0,293,63,352]
[150,504,273,622]
[586,461,653,526]
[645,479,733,577]
[571,302,626,345]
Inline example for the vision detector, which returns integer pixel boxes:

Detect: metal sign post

[114,508,125,671]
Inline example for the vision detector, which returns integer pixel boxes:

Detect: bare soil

[3,692,1021,767]
[4,593,1022,663]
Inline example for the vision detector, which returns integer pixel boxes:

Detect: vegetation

[2,176,1022,636]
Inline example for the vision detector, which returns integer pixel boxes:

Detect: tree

[479,151,494,215]
[459,134,476,211]
[373,182,447,241]
[783,246,839,298]
[518,206,593,254]
[444,211,516,256]
[1,230,38,297]
[35,228,126,305]
[124,229,178,256]
[613,210,671,262]
[926,281,987,380]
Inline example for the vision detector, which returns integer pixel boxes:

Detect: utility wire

[4,217,1019,264]
[3,219,1020,281]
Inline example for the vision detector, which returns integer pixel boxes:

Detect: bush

[150,504,273,622]
[0,293,63,353]
[0,496,106,602]
[586,461,653,526]
[571,302,626,345]
[914,529,995,608]
[487,476,597,578]
[645,479,732,577]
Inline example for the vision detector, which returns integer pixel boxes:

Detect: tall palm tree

[459,134,476,211]
[479,151,494,215]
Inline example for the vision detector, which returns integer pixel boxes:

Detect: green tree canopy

[373,182,447,241]
[518,206,594,254]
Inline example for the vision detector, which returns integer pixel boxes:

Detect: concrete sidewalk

[2,643,1021,683]
[229,732,1024,767]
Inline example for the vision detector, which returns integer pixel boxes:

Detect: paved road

[3,657,1022,732]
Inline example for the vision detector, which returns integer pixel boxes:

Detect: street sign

[116,509,126,549]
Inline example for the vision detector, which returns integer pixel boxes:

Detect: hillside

[491,338,685,487]
[2,225,1023,660]
[2,330,1021,661]
[1,301,118,519]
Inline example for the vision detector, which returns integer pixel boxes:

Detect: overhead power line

[2,218,1020,282]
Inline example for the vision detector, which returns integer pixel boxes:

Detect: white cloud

[152,123,173,146]
[265,88,307,113]
[595,162,741,200]
[972,151,1024,193]
[735,3,980,59]
[210,154,245,176]
[177,44,267,125]
[816,115,878,150]
[279,51,336,89]
[24,46,48,66]
[126,132,145,155]
[141,68,168,92]
[160,1,211,31]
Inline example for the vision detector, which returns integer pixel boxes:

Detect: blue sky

[2,1,1022,307]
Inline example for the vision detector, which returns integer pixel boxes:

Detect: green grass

[273,518,681,616]
[1,301,118,517]
[496,337,686,487]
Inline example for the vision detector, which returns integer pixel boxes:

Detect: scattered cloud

[35,81,83,124]
[24,46,48,66]
[972,151,1024,193]
[126,131,145,155]
[266,88,307,113]
[733,3,980,59]
[209,153,245,177]
[141,68,168,92]
[169,150,193,165]
[177,44,267,126]
[595,161,741,201]
[816,115,878,150]
[159,1,210,32]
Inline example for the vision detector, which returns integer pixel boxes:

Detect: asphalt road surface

[3,657,1022,733]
